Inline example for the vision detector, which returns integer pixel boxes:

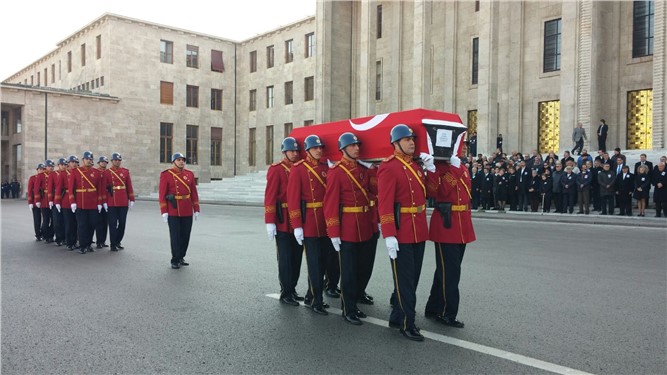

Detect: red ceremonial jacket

[158,167,200,216]
[68,166,103,209]
[54,170,72,208]
[105,166,135,207]
[27,174,39,205]
[377,151,429,243]
[426,162,477,244]
[34,171,52,207]
[47,170,64,204]
[287,155,328,238]
[264,158,294,233]
[323,157,374,242]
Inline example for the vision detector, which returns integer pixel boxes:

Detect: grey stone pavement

[1,199,666,374]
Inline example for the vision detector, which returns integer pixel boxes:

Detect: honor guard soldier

[28,163,45,241]
[287,135,331,315]
[68,151,103,254]
[323,132,375,325]
[106,152,135,251]
[95,156,110,248]
[55,155,79,250]
[377,124,430,341]
[35,159,55,243]
[265,137,304,306]
[48,158,68,246]
[424,139,476,329]
[159,152,200,269]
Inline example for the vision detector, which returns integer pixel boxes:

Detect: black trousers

[275,231,303,299]
[508,192,518,211]
[303,236,330,308]
[40,207,54,240]
[601,195,615,214]
[617,193,632,215]
[543,193,552,212]
[592,187,601,210]
[76,209,98,249]
[339,241,362,316]
[552,192,562,212]
[95,209,108,245]
[389,242,425,331]
[108,206,129,246]
[167,216,193,262]
[598,135,607,152]
[324,240,340,292]
[63,208,77,247]
[52,206,65,243]
[572,139,584,155]
[426,243,466,319]
[563,191,576,213]
[517,190,528,211]
[32,207,42,239]
[357,232,378,298]
[655,200,667,216]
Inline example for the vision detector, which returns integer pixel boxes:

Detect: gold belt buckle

[416,205,424,213]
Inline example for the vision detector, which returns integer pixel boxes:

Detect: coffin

[289,108,467,162]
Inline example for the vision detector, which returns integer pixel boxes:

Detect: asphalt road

[1,199,665,374]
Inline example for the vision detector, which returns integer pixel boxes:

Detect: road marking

[267,293,594,375]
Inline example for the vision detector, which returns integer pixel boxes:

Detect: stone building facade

[2,1,664,196]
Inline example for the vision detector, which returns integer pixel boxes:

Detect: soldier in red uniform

[265,137,303,306]
[35,159,55,243]
[48,158,68,246]
[287,135,331,315]
[105,153,135,251]
[95,156,110,249]
[159,152,200,269]
[323,132,375,325]
[55,155,79,250]
[377,124,430,341]
[68,151,104,254]
[27,163,45,241]
[424,138,476,328]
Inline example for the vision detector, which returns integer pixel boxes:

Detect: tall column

[412,0,428,109]
[476,0,499,156]
[653,0,666,149]
[357,0,373,116]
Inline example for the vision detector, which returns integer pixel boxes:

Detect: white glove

[29,204,33,210]
[103,203,108,212]
[194,212,199,221]
[266,223,277,240]
[162,213,168,223]
[294,227,304,245]
[129,201,135,209]
[450,155,461,168]
[327,159,335,168]
[97,204,102,213]
[378,223,382,234]
[55,204,61,212]
[49,201,54,209]
[331,237,341,252]
[386,236,399,259]
[419,152,436,172]
[36,202,41,208]
[358,160,373,168]
[71,203,77,213]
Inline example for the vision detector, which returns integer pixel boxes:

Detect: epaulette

[161,169,171,174]
[270,161,282,167]
[382,155,395,163]
[293,160,305,166]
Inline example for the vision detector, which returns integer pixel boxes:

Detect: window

[160,123,173,163]
[475,1,480,12]
[67,51,72,72]
[267,45,275,68]
[101,76,104,86]
[305,33,315,58]
[14,145,22,176]
[285,81,293,105]
[14,108,21,134]
[160,40,173,64]
[58,60,61,80]
[266,86,274,108]
[44,69,47,87]
[186,125,199,164]
[211,127,223,165]
[472,37,479,84]
[1,111,7,136]
[250,50,257,72]
[266,125,274,165]
[377,5,383,38]
[211,89,223,111]
[211,49,225,72]
[160,81,174,105]
[30,76,33,86]
[51,64,55,83]
[96,35,101,59]
[81,44,86,67]
[285,39,294,63]
[37,72,40,86]
[249,89,257,111]
[304,120,314,127]
[249,128,256,166]
[304,76,314,101]
[186,45,199,68]
[96,78,99,87]
[543,19,561,72]
[633,1,654,57]
[375,61,382,100]
[186,85,199,108]
[284,122,293,137]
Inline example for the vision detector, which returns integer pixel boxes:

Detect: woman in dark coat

[528,169,541,212]
[633,165,651,216]
[540,172,553,212]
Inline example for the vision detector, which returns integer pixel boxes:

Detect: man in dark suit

[596,119,608,152]
[516,161,530,211]
[634,154,654,176]
[615,165,634,216]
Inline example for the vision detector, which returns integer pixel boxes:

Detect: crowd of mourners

[460,147,667,217]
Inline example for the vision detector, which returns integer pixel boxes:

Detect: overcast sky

[0,0,317,80]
